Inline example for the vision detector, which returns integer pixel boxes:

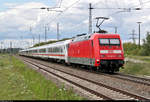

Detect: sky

[0,0,150,48]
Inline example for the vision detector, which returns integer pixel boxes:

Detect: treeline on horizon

[32,38,71,47]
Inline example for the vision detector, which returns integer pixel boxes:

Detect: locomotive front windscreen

[99,38,120,45]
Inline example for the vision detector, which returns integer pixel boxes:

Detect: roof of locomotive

[72,33,121,42]
[90,33,120,38]
[20,39,72,52]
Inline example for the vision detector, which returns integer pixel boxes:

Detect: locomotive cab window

[99,38,120,46]
[110,39,120,45]
[99,39,109,45]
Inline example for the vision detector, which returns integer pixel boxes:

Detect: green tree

[142,32,150,56]
[123,42,139,56]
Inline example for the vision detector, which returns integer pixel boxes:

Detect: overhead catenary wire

[10,0,150,41]
[46,0,82,26]
[52,0,144,35]
[43,0,150,29]
[38,0,82,39]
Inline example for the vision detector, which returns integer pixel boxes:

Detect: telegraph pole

[39,34,40,45]
[33,36,35,46]
[45,25,47,42]
[57,23,59,40]
[137,22,142,48]
[88,3,93,34]
[115,27,117,34]
[10,41,12,54]
[30,26,35,46]
[129,29,137,44]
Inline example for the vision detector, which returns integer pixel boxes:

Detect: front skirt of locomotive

[100,60,124,72]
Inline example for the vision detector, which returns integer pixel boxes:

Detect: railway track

[35,57,150,86]
[41,58,150,86]
[70,66,150,86]
[19,56,149,100]
[71,66,150,86]
[61,61,150,86]
[110,73,150,86]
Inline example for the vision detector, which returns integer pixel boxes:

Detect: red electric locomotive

[68,33,124,73]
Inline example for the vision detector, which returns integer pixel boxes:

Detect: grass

[120,56,150,76]
[127,55,150,63]
[0,54,85,100]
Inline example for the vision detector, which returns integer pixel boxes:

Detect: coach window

[56,47,58,52]
[59,48,61,53]
[53,48,55,53]
[55,47,57,52]
[49,48,51,52]
[39,49,46,53]
[43,49,46,53]
[33,50,37,53]
[55,48,57,52]
[48,48,51,52]
[60,48,63,53]
[54,48,56,52]
[60,48,62,53]
[56,47,59,53]
[57,47,59,53]
[51,48,53,53]
[39,49,42,53]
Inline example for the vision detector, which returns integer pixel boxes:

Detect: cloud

[0,2,50,39]
[1,0,150,49]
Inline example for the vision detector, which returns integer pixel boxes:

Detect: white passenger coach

[19,40,71,63]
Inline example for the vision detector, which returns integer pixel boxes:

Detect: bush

[123,43,139,55]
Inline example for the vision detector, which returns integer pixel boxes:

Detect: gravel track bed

[19,56,150,99]
[111,73,150,86]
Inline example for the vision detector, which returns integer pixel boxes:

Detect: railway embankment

[18,55,150,100]
[0,54,149,100]
[0,54,84,100]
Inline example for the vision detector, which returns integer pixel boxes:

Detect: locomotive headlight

[97,59,100,61]
[100,50,108,53]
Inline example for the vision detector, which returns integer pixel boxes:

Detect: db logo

[108,50,113,53]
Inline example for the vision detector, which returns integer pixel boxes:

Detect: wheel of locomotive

[109,69,114,74]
